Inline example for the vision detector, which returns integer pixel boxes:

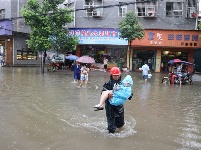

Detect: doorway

[132,50,156,71]
[0,40,5,54]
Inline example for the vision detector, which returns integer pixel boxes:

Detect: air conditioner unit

[66,0,74,4]
[93,10,102,17]
[145,6,156,17]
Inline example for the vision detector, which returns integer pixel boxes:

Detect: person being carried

[80,64,90,87]
[93,75,133,110]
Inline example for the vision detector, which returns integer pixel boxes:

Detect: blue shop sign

[0,20,12,36]
[69,28,128,45]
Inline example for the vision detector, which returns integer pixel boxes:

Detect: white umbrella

[76,56,95,64]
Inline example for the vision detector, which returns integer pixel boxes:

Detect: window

[119,2,127,17]
[186,0,197,18]
[84,0,93,17]
[17,50,37,60]
[0,9,5,19]
[166,2,183,17]
[84,0,103,17]
[135,0,157,17]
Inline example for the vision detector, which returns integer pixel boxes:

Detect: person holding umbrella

[80,64,90,87]
[66,54,79,70]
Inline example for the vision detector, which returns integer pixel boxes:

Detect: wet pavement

[0,67,201,150]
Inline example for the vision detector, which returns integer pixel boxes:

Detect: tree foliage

[118,11,144,41]
[118,11,145,69]
[21,0,78,53]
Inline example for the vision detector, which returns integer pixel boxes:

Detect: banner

[69,28,128,45]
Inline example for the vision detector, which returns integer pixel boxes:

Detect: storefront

[130,29,201,72]
[0,20,41,66]
[0,20,13,66]
[69,28,128,69]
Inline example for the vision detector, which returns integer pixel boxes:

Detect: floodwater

[0,67,200,150]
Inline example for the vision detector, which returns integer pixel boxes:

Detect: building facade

[0,0,41,67]
[63,0,200,72]
[0,0,200,71]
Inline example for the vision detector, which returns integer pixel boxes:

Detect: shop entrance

[80,45,105,63]
[161,51,188,72]
[0,40,5,54]
[132,50,156,71]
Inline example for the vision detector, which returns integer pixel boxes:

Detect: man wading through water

[98,67,133,133]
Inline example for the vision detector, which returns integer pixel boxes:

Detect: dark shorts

[143,75,148,79]
[104,64,107,69]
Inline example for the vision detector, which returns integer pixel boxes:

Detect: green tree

[198,21,201,31]
[118,11,144,70]
[21,0,78,72]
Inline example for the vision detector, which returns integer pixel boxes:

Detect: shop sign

[132,30,200,48]
[69,28,128,45]
[0,20,12,36]
[148,32,164,45]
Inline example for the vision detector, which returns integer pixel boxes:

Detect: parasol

[76,56,95,64]
[65,55,79,60]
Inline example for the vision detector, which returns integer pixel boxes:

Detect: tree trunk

[41,50,46,73]
[129,40,132,71]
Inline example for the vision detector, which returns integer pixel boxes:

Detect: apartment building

[63,0,200,72]
[0,0,42,66]
[0,0,200,71]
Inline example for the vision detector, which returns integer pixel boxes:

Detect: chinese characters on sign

[148,32,163,45]
[69,28,128,45]
[148,32,198,47]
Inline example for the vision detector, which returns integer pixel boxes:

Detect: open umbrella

[180,61,195,65]
[168,59,195,65]
[76,56,95,64]
[65,55,79,60]
[168,59,182,64]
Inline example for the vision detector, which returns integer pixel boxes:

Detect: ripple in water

[57,109,137,138]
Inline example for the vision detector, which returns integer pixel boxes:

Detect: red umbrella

[168,59,182,64]
[76,56,95,64]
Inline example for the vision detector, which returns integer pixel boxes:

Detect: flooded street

[0,67,200,150]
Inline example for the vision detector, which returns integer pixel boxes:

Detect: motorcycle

[162,72,193,85]
[162,59,194,85]
[174,72,193,85]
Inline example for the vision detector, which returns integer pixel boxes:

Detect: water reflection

[0,68,200,150]
[139,83,151,100]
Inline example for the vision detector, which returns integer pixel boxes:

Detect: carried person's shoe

[93,104,104,110]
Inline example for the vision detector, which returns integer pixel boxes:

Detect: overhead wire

[1,1,153,21]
